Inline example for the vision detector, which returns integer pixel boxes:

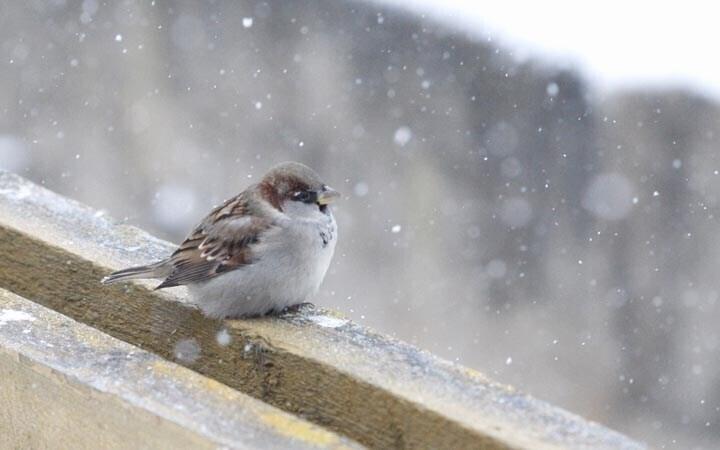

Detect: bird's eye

[292,191,311,202]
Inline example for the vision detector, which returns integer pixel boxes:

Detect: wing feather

[155,192,273,289]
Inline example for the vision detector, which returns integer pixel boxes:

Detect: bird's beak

[316,187,341,205]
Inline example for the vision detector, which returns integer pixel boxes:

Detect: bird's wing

[156,193,275,289]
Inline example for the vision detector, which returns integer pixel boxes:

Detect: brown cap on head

[259,161,340,210]
[264,161,324,192]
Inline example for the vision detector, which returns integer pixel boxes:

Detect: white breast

[187,206,337,318]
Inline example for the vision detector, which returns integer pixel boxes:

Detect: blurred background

[1,1,718,448]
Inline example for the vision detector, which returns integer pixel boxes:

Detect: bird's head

[259,161,340,214]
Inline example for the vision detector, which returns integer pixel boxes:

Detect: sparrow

[102,161,340,318]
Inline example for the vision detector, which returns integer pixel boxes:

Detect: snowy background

[2,1,719,448]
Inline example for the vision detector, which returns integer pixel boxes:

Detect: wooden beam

[0,170,645,449]
[0,288,360,449]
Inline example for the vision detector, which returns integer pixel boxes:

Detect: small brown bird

[102,161,340,318]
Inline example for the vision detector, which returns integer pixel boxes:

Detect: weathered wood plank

[0,288,360,450]
[0,170,646,450]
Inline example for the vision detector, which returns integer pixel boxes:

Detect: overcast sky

[381,0,720,99]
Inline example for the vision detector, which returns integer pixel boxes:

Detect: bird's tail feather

[101,261,168,285]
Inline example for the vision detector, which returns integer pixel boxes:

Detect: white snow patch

[393,126,412,146]
[242,17,254,28]
[546,82,559,96]
[309,315,349,329]
[0,309,36,326]
[216,329,232,346]
[0,184,32,201]
[173,338,201,363]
